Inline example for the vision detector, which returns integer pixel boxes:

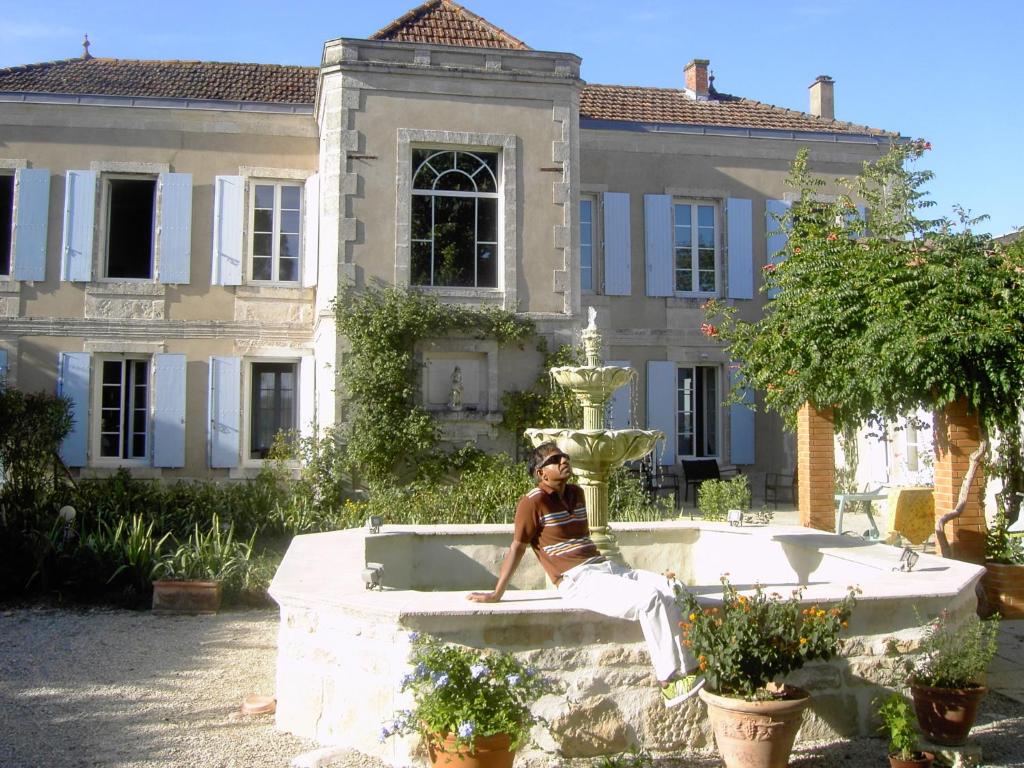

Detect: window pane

[0,175,13,275]
[250,362,297,459]
[697,205,715,228]
[477,244,497,288]
[411,241,432,285]
[280,185,301,211]
[253,208,273,233]
[280,210,300,235]
[476,153,498,193]
[435,169,477,193]
[412,195,431,239]
[478,198,497,243]
[252,256,272,281]
[252,233,272,257]
[279,233,300,260]
[254,184,275,209]
[101,434,119,457]
[101,410,120,433]
[107,178,155,279]
[279,257,298,282]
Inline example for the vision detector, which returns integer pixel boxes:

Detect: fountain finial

[581,306,602,367]
[587,305,598,330]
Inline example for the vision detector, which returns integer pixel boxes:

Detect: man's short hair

[527,441,562,478]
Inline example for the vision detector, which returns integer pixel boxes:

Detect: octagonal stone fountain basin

[269,522,984,766]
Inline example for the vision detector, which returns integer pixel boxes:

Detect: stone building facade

[0,0,897,485]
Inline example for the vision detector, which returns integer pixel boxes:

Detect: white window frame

[99,173,159,282]
[395,129,517,309]
[91,353,152,466]
[673,199,720,297]
[677,363,721,459]
[247,180,303,284]
[580,193,600,294]
[243,356,300,465]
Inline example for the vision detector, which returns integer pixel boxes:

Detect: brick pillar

[797,403,836,531]
[933,399,987,563]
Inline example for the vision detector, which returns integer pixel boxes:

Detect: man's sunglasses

[539,453,570,469]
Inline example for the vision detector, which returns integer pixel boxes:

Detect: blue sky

[2,0,1020,237]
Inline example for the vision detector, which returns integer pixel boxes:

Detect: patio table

[835,488,887,539]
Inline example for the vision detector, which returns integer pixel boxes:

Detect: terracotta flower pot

[699,685,810,768]
[910,683,987,746]
[151,580,222,615]
[888,751,934,768]
[427,732,515,768]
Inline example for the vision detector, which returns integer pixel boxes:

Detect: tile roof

[370,0,530,50]
[0,58,894,137]
[0,57,316,104]
[581,83,895,137]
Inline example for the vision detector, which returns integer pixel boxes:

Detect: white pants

[556,560,696,682]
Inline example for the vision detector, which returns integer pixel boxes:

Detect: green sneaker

[661,674,705,707]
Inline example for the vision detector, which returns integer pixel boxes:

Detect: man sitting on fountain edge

[468,441,704,707]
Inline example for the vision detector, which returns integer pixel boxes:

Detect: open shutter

[646,360,676,466]
[728,365,756,465]
[299,355,316,439]
[607,360,632,428]
[726,198,753,299]
[765,199,791,299]
[158,172,192,284]
[302,174,319,288]
[211,176,243,286]
[13,168,50,281]
[61,170,96,282]
[57,352,90,467]
[153,353,186,468]
[208,356,241,468]
[603,192,631,295]
[643,194,673,297]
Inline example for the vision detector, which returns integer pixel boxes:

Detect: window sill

[86,281,166,297]
[667,294,717,307]
[413,286,504,302]
[236,284,313,299]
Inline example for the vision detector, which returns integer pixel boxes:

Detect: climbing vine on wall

[334,286,533,484]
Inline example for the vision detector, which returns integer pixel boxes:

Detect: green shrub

[697,475,751,522]
[154,513,255,590]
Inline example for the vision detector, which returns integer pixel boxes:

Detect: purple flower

[433,672,449,688]
[506,674,520,686]
[470,663,488,679]
[408,631,420,642]
[457,721,475,739]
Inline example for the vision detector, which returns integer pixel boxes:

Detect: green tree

[704,143,1024,543]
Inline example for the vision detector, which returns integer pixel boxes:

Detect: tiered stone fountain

[525,307,662,562]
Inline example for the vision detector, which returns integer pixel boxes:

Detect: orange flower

[826,232,839,242]
[800,637,808,645]
[793,246,802,254]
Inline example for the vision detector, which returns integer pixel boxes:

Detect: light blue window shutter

[726,198,753,300]
[13,168,50,281]
[607,361,632,428]
[765,199,791,299]
[0,349,8,386]
[211,176,243,286]
[603,192,631,295]
[299,355,315,440]
[646,360,677,466]
[153,353,187,468]
[728,365,756,465]
[302,174,319,288]
[57,352,90,467]
[158,172,192,284]
[61,170,96,282]
[643,194,672,297]
[208,356,241,468]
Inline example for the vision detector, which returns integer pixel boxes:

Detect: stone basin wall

[269,522,985,765]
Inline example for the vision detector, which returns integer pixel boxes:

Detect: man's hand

[467,591,501,603]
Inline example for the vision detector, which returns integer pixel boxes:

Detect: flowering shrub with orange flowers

[675,577,858,699]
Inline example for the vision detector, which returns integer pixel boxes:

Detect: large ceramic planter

[699,685,810,768]
[426,732,514,768]
[151,580,222,615]
[981,562,1024,619]
[910,683,987,746]
[888,751,934,768]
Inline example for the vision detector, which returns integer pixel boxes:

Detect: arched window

[411,149,499,288]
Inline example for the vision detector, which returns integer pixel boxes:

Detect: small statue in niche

[448,366,464,412]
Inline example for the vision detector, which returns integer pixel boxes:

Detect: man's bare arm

[467,540,529,602]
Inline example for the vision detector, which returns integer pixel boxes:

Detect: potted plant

[981,503,1024,618]
[905,611,999,745]
[151,513,253,615]
[697,475,751,522]
[676,577,857,768]
[877,692,933,768]
[381,633,555,767]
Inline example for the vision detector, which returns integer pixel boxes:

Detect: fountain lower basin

[269,522,983,765]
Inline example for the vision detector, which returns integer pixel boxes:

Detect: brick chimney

[809,75,834,120]
[684,59,710,101]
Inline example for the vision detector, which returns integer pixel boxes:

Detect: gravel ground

[1,607,1022,768]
